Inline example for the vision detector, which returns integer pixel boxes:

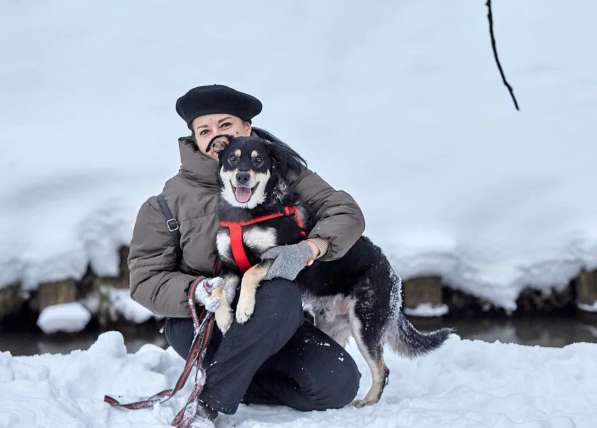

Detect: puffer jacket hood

[177,135,220,188]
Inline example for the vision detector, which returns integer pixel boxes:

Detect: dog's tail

[384,310,453,358]
[382,267,453,358]
[385,312,453,358]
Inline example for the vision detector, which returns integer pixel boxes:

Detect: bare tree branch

[486,0,520,110]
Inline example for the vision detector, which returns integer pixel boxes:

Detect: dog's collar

[219,205,307,272]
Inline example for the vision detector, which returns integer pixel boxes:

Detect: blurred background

[1,0,596,355]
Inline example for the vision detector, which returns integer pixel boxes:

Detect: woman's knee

[310,358,361,409]
[293,325,362,409]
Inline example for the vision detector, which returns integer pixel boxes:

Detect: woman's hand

[194,276,225,312]
[261,240,319,281]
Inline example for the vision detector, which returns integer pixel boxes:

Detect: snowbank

[2,1,597,310]
[404,303,449,317]
[36,302,91,334]
[577,302,597,313]
[107,288,159,324]
[1,331,596,427]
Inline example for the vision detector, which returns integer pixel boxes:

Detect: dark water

[412,312,597,347]
[0,321,168,356]
[1,313,597,357]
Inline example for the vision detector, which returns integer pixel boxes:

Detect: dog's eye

[228,154,239,165]
[253,156,264,166]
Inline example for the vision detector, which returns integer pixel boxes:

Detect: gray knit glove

[261,241,314,281]
[194,277,225,312]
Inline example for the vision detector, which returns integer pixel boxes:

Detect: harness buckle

[166,218,180,232]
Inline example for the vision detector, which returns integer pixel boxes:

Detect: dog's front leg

[213,273,239,334]
[235,260,274,324]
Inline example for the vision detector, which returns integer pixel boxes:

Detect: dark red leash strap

[103,276,215,428]
[172,317,215,427]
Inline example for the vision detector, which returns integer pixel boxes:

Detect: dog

[206,134,452,407]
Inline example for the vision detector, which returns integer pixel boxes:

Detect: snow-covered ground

[1,331,596,427]
[2,0,597,311]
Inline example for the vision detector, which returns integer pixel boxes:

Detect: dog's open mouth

[232,182,258,203]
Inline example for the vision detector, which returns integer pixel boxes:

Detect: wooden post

[577,269,597,309]
[32,279,78,312]
[0,283,25,321]
[93,245,130,325]
[403,276,444,309]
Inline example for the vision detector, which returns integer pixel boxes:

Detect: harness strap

[104,276,215,428]
[219,205,307,272]
[224,223,252,272]
[284,206,307,233]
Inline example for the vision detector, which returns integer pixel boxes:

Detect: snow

[404,303,449,317]
[577,301,597,313]
[108,288,161,324]
[2,0,597,311]
[0,331,596,427]
[36,302,91,334]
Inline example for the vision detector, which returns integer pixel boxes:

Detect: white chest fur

[216,226,278,263]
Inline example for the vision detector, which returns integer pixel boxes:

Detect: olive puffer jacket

[128,128,366,318]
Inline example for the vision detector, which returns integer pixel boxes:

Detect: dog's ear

[264,140,287,176]
[206,135,232,158]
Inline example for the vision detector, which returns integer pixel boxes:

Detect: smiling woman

[127,84,367,422]
[192,114,252,160]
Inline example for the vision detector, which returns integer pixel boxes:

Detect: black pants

[163,278,361,414]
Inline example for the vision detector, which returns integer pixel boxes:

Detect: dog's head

[207,134,306,209]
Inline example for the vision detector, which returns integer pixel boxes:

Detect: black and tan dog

[207,133,452,407]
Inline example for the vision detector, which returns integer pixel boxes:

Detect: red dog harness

[219,205,307,272]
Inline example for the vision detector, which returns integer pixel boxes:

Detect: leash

[220,205,307,272]
[104,275,215,428]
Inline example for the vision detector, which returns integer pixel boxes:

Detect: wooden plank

[33,279,77,311]
[403,275,443,308]
[0,283,25,321]
[577,269,597,307]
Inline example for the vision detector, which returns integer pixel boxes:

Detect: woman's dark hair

[252,127,308,173]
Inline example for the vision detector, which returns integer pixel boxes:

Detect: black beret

[175,84,263,130]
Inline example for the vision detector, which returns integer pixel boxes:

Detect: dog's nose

[236,171,251,186]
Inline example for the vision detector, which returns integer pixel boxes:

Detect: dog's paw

[352,399,370,408]
[215,308,233,334]
[235,293,256,324]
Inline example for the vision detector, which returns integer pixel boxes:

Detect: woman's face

[192,113,252,160]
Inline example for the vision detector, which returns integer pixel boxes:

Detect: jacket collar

[177,136,220,187]
[176,128,277,187]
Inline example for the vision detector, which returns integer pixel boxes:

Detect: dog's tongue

[234,186,252,203]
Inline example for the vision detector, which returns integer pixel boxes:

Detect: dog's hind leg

[236,260,273,324]
[348,304,389,407]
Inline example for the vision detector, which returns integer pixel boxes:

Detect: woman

[128,84,366,424]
